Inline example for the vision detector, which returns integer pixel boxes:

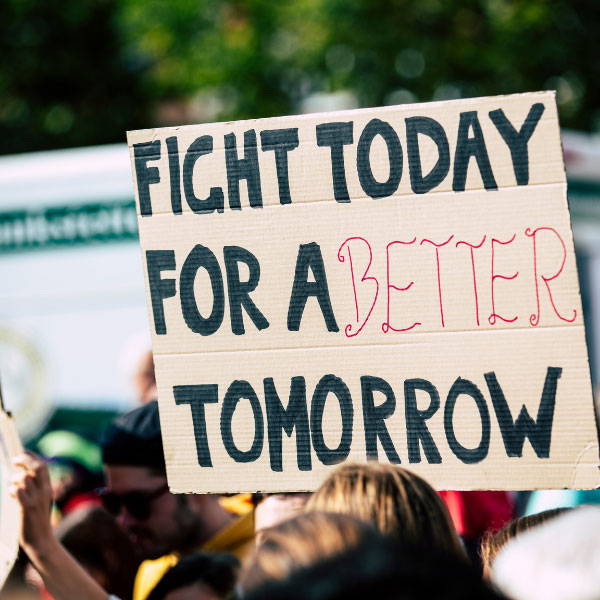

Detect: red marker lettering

[382,238,421,333]
[525,226,576,326]
[489,234,519,325]
[420,235,454,328]
[338,237,379,337]
[456,235,486,326]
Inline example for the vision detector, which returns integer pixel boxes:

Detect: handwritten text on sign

[128,92,598,492]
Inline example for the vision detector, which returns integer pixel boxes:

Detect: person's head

[491,506,600,600]
[146,553,239,600]
[305,463,465,559]
[240,511,380,592]
[100,401,222,559]
[480,508,569,576]
[56,506,140,599]
[244,531,506,600]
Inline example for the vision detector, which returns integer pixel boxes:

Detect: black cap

[101,400,166,472]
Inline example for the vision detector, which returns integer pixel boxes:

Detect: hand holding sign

[10,453,53,553]
[10,453,109,600]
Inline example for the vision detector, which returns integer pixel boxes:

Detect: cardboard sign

[128,92,599,493]
[0,408,22,588]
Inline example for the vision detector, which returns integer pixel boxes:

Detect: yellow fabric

[133,553,179,600]
[219,493,253,515]
[132,506,254,600]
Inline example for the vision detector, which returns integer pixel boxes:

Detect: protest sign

[0,393,22,588]
[128,91,599,492]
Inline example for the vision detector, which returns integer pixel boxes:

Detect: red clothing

[61,491,101,516]
[439,491,513,538]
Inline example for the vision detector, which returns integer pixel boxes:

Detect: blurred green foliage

[0,0,149,154]
[2,0,599,154]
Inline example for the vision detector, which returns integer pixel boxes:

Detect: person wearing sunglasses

[100,400,254,600]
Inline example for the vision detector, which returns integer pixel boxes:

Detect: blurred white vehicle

[0,144,148,439]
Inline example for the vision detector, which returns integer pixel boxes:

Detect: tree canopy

[1,0,599,154]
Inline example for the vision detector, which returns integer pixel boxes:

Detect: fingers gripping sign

[9,452,110,600]
[10,452,53,550]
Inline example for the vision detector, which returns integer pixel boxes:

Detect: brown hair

[240,511,379,591]
[480,507,569,575]
[57,507,140,600]
[305,463,465,559]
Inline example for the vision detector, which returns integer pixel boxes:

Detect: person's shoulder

[133,553,179,600]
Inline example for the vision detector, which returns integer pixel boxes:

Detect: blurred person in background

[305,463,466,561]
[56,506,141,599]
[100,401,253,600]
[36,430,104,517]
[491,506,600,600]
[242,514,505,600]
[10,452,116,600]
[438,490,513,563]
[239,511,380,592]
[145,553,238,600]
[10,453,238,600]
[20,505,140,600]
[134,351,157,405]
[479,508,569,576]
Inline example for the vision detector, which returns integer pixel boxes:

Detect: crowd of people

[4,394,600,600]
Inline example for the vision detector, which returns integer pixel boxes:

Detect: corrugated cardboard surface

[128,91,599,492]
[0,411,22,587]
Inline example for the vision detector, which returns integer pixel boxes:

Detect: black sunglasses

[97,483,170,521]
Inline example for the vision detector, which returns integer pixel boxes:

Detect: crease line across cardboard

[152,322,586,357]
